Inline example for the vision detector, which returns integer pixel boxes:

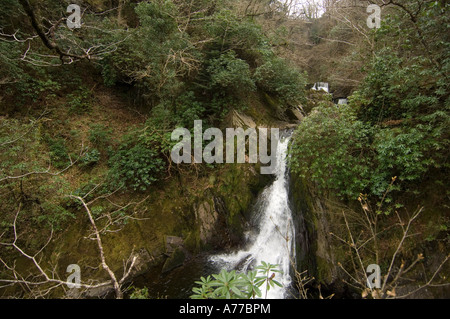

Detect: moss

[216,163,261,236]
[242,91,284,126]
[161,248,186,274]
[315,256,334,284]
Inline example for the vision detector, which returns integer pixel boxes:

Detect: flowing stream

[210,131,296,299]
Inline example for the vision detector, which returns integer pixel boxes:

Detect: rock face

[195,201,219,244]
[165,236,184,254]
[162,236,188,273]
[232,110,257,129]
[289,174,344,293]
[285,106,305,123]
[162,248,186,274]
[129,248,157,278]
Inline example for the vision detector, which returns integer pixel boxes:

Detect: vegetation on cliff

[0,0,448,299]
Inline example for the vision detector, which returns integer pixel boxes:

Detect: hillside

[0,0,448,300]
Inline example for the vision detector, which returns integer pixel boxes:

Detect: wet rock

[232,110,257,129]
[83,284,114,299]
[195,201,219,244]
[165,236,184,255]
[161,248,186,274]
[129,248,158,278]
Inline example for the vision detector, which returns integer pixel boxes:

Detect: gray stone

[195,201,219,243]
[161,248,186,274]
[165,236,184,254]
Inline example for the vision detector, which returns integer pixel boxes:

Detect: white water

[210,133,295,299]
[338,98,348,105]
[312,82,329,93]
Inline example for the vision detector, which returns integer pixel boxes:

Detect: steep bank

[289,169,450,299]
[0,81,303,299]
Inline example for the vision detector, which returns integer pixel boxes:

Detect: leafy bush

[108,139,166,191]
[67,87,92,115]
[254,57,307,106]
[48,138,70,169]
[80,149,101,168]
[205,9,267,60]
[207,51,256,95]
[289,101,444,199]
[36,202,75,231]
[173,91,206,127]
[191,262,282,299]
[289,103,373,198]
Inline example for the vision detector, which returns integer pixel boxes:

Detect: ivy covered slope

[0,0,306,298]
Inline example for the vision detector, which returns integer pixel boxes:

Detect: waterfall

[337,98,348,105]
[210,131,296,299]
[312,82,329,93]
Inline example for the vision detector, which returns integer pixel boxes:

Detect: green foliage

[373,127,431,182]
[100,0,198,101]
[205,9,267,59]
[289,100,445,199]
[173,91,206,127]
[0,118,45,177]
[67,87,93,115]
[97,0,305,126]
[0,41,64,110]
[129,287,150,299]
[289,103,372,198]
[254,56,307,106]
[107,132,166,191]
[191,262,282,299]
[36,202,76,231]
[290,1,449,199]
[207,51,256,95]
[80,149,101,168]
[89,124,113,148]
[47,137,70,170]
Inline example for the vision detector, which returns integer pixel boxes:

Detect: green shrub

[48,138,70,169]
[129,287,150,299]
[173,91,206,127]
[289,101,443,199]
[191,262,282,299]
[207,51,256,95]
[67,87,92,115]
[108,141,166,191]
[289,103,372,198]
[80,149,101,168]
[254,57,307,106]
[36,202,75,231]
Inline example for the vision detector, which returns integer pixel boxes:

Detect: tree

[331,184,449,299]
[1,0,128,66]
[0,189,147,299]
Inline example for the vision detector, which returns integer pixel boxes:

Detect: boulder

[161,248,186,274]
[165,236,184,255]
[195,201,219,244]
[232,110,257,129]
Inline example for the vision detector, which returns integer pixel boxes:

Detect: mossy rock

[161,248,186,274]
